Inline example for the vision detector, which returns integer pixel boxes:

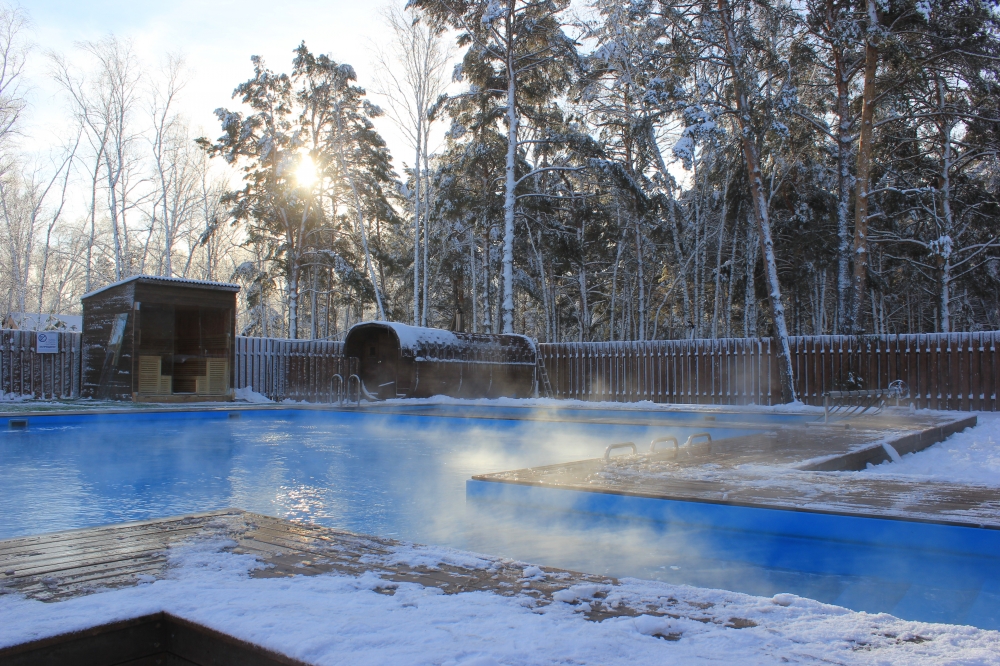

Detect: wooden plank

[0,511,235,553]
[0,525,210,572]
[4,527,215,567]
[3,510,694,631]
[986,332,1000,412]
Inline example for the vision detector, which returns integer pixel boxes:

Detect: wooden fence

[538,338,776,406]
[0,331,353,404]
[3,329,996,410]
[537,332,1000,411]
[234,336,355,402]
[1,329,82,400]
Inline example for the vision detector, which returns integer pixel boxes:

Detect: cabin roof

[81,275,241,300]
[346,321,536,364]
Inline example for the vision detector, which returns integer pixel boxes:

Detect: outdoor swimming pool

[2,406,998,628]
[0,407,757,539]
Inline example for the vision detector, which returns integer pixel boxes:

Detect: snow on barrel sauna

[81,275,239,402]
[343,322,536,400]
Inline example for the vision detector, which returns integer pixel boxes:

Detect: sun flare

[295,154,318,188]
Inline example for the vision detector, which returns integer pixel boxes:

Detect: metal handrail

[649,435,679,454]
[331,374,344,404]
[684,432,712,447]
[823,389,887,422]
[346,374,362,405]
[604,441,637,460]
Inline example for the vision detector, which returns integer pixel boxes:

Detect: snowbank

[862,413,1000,486]
[370,393,829,415]
[2,539,998,665]
[233,386,273,403]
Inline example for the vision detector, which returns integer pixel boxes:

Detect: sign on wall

[36,332,59,354]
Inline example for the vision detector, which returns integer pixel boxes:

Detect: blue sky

[21,0,407,163]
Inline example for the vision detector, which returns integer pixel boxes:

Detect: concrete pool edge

[796,413,978,471]
[465,478,1000,559]
[1,400,962,431]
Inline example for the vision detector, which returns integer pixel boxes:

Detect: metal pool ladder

[604,433,713,461]
[330,374,362,405]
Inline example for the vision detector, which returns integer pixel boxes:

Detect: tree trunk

[937,79,955,334]
[610,237,622,341]
[634,217,645,340]
[851,0,879,334]
[726,224,738,337]
[310,268,318,339]
[413,131,422,325]
[527,225,550,341]
[287,261,299,339]
[647,125,693,328]
[744,221,758,338]
[831,16,854,335]
[501,21,518,335]
[717,0,797,402]
[469,227,478,333]
[421,129,431,326]
[711,178,729,338]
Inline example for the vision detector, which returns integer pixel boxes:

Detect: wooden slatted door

[207,359,229,395]
[137,356,162,395]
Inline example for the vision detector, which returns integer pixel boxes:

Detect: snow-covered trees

[46,36,233,302]
[4,0,1000,375]
[201,45,403,338]
[372,6,453,326]
[410,0,580,334]
[377,0,999,353]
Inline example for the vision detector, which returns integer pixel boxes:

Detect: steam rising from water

[2,408,994,624]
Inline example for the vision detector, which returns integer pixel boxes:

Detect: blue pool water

[2,407,998,629]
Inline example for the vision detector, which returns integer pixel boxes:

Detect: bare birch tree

[372,5,452,325]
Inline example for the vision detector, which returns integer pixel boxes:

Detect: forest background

[3,0,999,396]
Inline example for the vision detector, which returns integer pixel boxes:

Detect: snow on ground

[5,397,999,663]
[861,413,1000,486]
[371,394,834,416]
[2,538,999,665]
[233,386,274,403]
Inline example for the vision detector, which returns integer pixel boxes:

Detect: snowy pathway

[2,510,1000,665]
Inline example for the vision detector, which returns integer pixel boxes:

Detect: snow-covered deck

[3,510,999,664]
[469,412,992,527]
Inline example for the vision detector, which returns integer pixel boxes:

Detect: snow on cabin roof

[345,321,536,363]
[81,275,241,300]
[3,312,82,331]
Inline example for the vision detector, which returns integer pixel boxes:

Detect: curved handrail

[331,374,344,404]
[684,432,712,447]
[604,441,637,460]
[347,374,363,405]
[649,435,679,454]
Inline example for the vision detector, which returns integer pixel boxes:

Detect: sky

[20,0,422,172]
[17,0,685,203]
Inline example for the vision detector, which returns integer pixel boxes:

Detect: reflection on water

[1,410,684,541]
[1,409,997,628]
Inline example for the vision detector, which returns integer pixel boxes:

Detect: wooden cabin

[81,276,239,402]
[343,322,536,400]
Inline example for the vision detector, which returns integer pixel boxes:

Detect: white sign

[36,332,59,354]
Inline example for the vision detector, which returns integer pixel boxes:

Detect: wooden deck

[0,509,759,631]
[471,414,1000,528]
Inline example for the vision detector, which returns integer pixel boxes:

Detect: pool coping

[465,480,1000,557]
[0,400,958,431]
[468,412,992,536]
